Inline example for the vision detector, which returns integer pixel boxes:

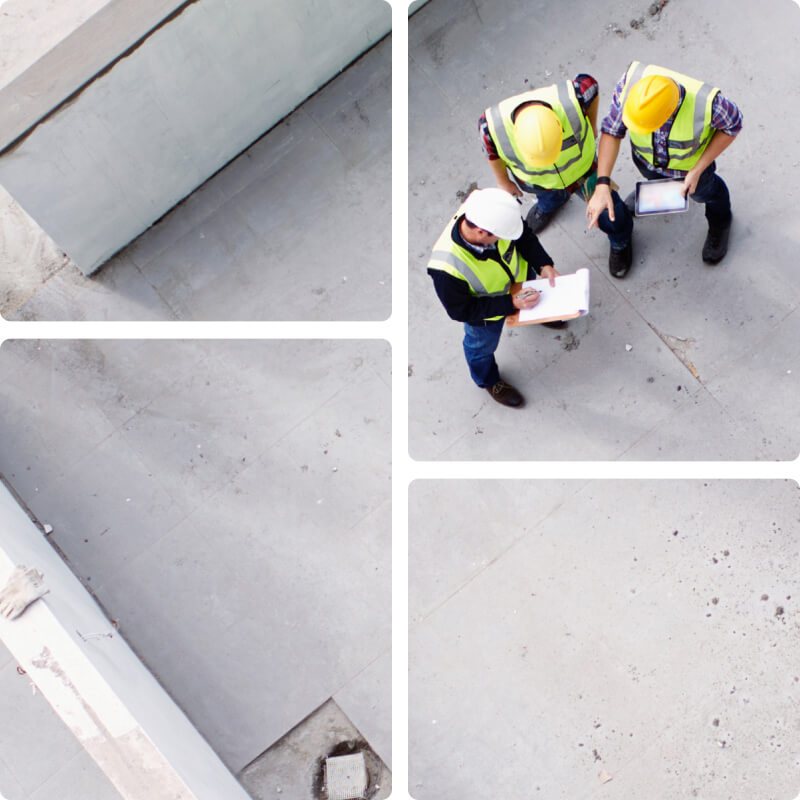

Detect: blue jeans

[462,320,505,387]
[633,154,731,228]
[530,185,633,249]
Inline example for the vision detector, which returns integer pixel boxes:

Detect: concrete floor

[0,340,391,787]
[238,698,391,800]
[408,0,800,461]
[409,480,800,800]
[0,31,391,322]
[0,641,123,799]
[2,0,799,797]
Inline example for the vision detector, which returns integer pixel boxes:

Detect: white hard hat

[463,187,523,240]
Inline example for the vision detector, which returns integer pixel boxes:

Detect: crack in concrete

[650,325,701,381]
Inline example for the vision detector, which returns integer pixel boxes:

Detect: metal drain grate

[325,752,367,800]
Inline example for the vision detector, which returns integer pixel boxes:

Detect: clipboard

[506,268,590,327]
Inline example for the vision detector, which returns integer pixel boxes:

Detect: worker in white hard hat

[427,188,560,408]
[480,74,632,255]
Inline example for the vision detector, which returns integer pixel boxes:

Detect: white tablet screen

[635,180,687,215]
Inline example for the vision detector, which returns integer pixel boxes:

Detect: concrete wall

[0,0,391,274]
[0,0,186,151]
[0,479,251,799]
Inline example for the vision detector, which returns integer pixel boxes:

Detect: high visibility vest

[485,82,596,191]
[621,61,719,171]
[428,211,528,322]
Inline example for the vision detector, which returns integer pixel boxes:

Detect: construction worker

[428,187,560,408]
[586,61,743,276]
[480,74,632,250]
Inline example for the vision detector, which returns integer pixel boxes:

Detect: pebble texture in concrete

[409,480,800,800]
[408,0,800,460]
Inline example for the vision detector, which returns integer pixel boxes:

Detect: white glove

[0,566,48,620]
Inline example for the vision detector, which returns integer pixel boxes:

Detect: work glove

[0,566,48,620]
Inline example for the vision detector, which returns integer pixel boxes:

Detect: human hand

[681,167,701,197]
[539,265,559,287]
[512,289,540,310]
[586,184,614,228]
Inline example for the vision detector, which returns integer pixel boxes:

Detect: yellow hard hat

[513,104,563,167]
[622,74,680,134]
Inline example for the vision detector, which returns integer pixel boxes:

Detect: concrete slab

[0,643,122,800]
[27,750,125,800]
[0,184,70,314]
[334,644,393,771]
[409,480,800,800]
[0,340,391,775]
[1,30,391,321]
[408,0,800,460]
[5,253,178,321]
[238,698,391,800]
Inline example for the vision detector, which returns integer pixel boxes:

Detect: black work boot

[702,219,731,264]
[486,380,524,408]
[525,205,557,235]
[609,239,633,279]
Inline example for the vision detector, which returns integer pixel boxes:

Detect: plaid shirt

[601,69,743,177]
[479,74,598,160]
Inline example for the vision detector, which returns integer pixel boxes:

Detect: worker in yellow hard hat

[586,62,743,277]
[480,74,632,248]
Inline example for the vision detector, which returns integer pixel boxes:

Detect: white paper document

[517,267,590,324]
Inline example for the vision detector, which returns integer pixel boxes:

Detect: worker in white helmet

[427,188,560,408]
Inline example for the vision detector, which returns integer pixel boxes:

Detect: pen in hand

[513,288,541,311]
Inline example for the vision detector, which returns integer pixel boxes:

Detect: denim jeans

[633,154,731,228]
[530,184,633,249]
[462,319,505,387]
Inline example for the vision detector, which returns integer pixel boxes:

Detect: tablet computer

[634,179,687,216]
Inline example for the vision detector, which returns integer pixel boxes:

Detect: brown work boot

[486,380,524,408]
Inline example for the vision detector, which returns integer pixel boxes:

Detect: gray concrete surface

[238,698,391,799]
[408,0,800,460]
[0,0,390,274]
[0,641,123,800]
[1,27,391,320]
[0,339,391,781]
[0,0,186,149]
[409,479,800,800]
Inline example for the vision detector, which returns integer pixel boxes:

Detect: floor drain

[325,752,367,800]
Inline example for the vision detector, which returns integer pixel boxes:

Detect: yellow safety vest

[428,211,528,322]
[621,61,718,171]
[485,82,596,191]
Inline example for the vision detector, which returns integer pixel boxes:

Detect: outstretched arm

[586,133,622,228]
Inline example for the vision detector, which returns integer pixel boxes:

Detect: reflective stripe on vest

[428,215,529,320]
[621,62,718,170]
[429,249,511,296]
[485,82,595,190]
